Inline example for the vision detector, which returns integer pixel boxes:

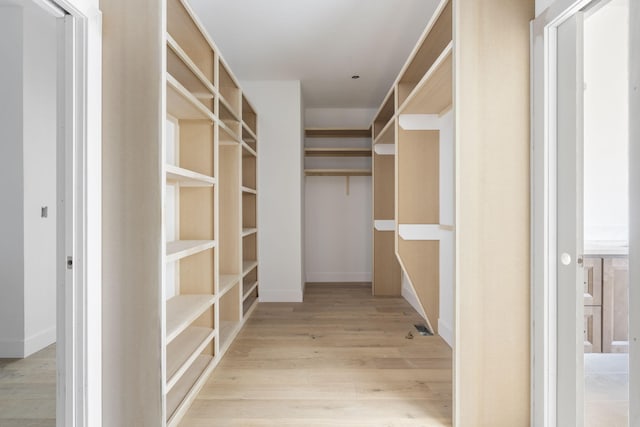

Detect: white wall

[536,0,554,16]
[0,5,26,358]
[22,1,58,356]
[304,108,375,283]
[583,0,629,244]
[242,81,305,302]
[0,3,57,358]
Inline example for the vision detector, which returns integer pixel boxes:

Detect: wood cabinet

[583,254,628,354]
[369,0,452,333]
[162,0,260,424]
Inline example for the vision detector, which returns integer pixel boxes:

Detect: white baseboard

[24,326,56,358]
[259,289,303,302]
[438,318,453,348]
[305,272,372,283]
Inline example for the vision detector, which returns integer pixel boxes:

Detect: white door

[556,11,585,427]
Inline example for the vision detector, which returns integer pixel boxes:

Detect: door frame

[41,0,102,426]
[531,0,639,426]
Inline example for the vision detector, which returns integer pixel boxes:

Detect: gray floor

[0,344,56,427]
[585,353,629,427]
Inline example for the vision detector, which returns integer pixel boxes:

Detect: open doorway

[0,1,60,425]
[532,0,638,425]
[582,1,629,424]
[0,0,98,425]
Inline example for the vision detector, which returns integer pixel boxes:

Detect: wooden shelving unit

[304,128,372,177]
[371,105,401,296]
[369,0,453,331]
[162,0,259,425]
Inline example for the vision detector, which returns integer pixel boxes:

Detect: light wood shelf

[219,274,240,296]
[242,95,258,136]
[242,281,259,300]
[166,35,215,106]
[372,88,395,139]
[242,228,257,237]
[373,116,396,146]
[167,74,214,121]
[166,326,215,391]
[397,0,452,107]
[166,354,213,426]
[165,295,215,344]
[304,147,372,157]
[241,186,257,194]
[242,143,257,159]
[166,240,216,263]
[399,42,453,115]
[242,123,258,152]
[304,169,372,177]
[218,320,240,353]
[166,164,216,187]
[305,128,371,138]
[242,260,258,276]
[242,290,259,316]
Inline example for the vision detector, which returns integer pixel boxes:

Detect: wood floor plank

[179,283,453,426]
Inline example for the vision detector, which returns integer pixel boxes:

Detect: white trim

[437,318,453,348]
[629,1,640,424]
[305,272,372,283]
[51,1,102,427]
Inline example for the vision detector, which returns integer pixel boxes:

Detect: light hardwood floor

[179,283,453,426]
[0,344,56,427]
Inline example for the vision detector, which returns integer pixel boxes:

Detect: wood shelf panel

[304,148,372,157]
[166,240,216,263]
[373,230,401,296]
[219,320,241,353]
[166,35,215,100]
[166,295,215,343]
[242,260,258,276]
[219,274,240,296]
[242,228,258,237]
[166,164,215,187]
[241,186,257,194]
[305,128,371,138]
[218,274,241,297]
[397,0,452,106]
[166,354,213,425]
[242,281,259,300]
[400,43,453,115]
[397,239,439,333]
[242,95,258,135]
[167,74,214,121]
[166,326,215,391]
[304,169,372,177]
[373,89,395,139]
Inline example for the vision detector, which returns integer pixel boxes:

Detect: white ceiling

[189,0,439,109]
